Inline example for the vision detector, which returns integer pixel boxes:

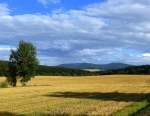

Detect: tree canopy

[6,41,38,86]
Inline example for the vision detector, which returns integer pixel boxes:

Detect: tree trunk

[12,77,17,87]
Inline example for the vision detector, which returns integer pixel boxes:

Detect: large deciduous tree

[7,41,38,86]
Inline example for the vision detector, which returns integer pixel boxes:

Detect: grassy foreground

[0,75,150,116]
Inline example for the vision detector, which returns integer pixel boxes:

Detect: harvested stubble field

[0,75,150,116]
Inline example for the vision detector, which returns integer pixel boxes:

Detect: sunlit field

[0,75,150,116]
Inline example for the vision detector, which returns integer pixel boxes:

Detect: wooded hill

[0,60,93,76]
[37,65,93,76]
[100,65,150,75]
[1,60,150,76]
[59,63,131,70]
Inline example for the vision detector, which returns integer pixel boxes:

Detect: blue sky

[0,0,104,15]
[0,0,150,65]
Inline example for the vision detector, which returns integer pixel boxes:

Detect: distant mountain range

[58,63,132,70]
[0,60,132,71]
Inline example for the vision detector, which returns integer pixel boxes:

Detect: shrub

[0,81,9,88]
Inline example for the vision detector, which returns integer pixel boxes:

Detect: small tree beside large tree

[6,40,38,87]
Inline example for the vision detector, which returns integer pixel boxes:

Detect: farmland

[0,75,150,115]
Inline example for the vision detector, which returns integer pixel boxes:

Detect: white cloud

[0,45,15,60]
[39,55,61,65]
[0,45,15,51]
[0,3,10,15]
[142,53,150,57]
[38,0,61,6]
[77,48,115,56]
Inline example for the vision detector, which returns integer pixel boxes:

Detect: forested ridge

[0,61,93,76]
[101,65,150,75]
[1,60,150,76]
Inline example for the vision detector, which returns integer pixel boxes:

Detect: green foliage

[17,41,38,86]
[136,106,150,116]
[0,61,93,77]
[0,60,8,76]
[37,65,93,76]
[6,50,18,87]
[97,65,150,75]
[0,81,9,88]
[113,100,149,116]
[6,40,38,86]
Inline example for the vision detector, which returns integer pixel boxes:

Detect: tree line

[99,65,150,75]
[0,62,94,77]
[37,65,93,76]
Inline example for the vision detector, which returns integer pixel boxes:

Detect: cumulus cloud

[0,45,15,51]
[0,3,10,15]
[0,0,150,65]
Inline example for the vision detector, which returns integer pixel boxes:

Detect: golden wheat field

[0,75,150,116]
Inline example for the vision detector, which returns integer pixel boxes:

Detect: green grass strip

[113,100,149,116]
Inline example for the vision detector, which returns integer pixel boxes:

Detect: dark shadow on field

[45,92,150,102]
[0,112,25,116]
[26,84,51,87]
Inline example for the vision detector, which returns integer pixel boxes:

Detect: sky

[0,0,150,65]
